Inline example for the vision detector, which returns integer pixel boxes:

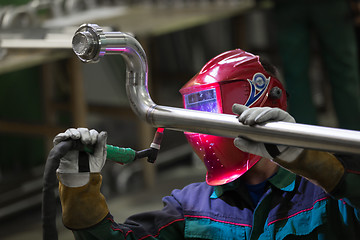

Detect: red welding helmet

[180,49,287,186]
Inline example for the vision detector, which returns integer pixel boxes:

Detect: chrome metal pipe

[72,24,360,155]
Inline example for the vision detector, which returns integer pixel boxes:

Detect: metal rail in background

[0,38,72,49]
[71,23,360,155]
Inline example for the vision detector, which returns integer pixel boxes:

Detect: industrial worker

[53,49,360,239]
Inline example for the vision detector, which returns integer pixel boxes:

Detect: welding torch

[82,127,164,164]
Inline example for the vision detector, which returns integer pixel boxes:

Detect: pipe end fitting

[72,23,103,63]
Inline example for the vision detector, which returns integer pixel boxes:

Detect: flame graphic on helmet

[244,72,270,107]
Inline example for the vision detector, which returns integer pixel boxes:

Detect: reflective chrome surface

[72,24,360,155]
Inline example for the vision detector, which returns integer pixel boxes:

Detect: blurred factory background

[0,0,359,239]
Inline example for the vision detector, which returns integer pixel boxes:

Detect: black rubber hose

[42,140,73,240]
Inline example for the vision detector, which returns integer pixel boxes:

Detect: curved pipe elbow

[72,23,156,123]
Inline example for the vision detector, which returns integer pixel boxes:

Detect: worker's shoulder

[172,181,213,194]
[170,181,214,201]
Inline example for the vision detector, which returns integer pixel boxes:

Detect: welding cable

[42,140,73,240]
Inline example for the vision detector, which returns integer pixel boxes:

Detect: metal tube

[72,24,360,155]
[0,38,72,49]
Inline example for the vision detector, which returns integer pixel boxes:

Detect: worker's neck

[242,158,279,185]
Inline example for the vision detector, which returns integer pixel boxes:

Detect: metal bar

[0,38,72,49]
[71,24,360,155]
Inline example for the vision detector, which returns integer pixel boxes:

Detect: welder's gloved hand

[232,104,345,193]
[54,128,107,187]
[53,128,109,230]
[232,104,303,163]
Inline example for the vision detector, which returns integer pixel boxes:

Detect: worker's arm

[54,128,109,230]
[53,128,185,239]
[232,104,352,196]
